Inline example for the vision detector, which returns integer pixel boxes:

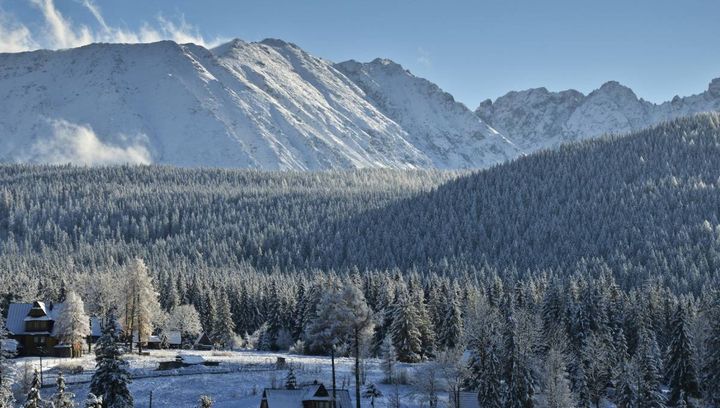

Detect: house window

[26,321,50,332]
[33,336,47,345]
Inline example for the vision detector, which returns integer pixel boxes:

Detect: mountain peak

[709,78,720,97]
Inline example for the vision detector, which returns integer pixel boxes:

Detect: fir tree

[90,309,133,408]
[467,325,503,408]
[636,329,666,408]
[199,395,213,408]
[390,296,423,363]
[665,303,699,406]
[23,369,43,408]
[544,347,576,408]
[212,290,236,350]
[52,372,77,408]
[285,367,297,390]
[0,307,15,408]
[616,361,639,408]
[440,294,463,350]
[84,394,103,408]
[362,384,383,408]
[703,302,720,405]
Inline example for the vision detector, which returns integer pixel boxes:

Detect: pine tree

[390,296,423,363]
[24,369,43,408]
[544,347,576,408]
[440,294,463,350]
[504,308,535,408]
[90,309,133,408]
[362,384,383,408]
[55,291,91,357]
[665,303,699,406]
[84,394,103,408]
[199,395,213,408]
[285,367,297,390]
[703,303,720,405]
[212,291,236,350]
[52,372,77,408]
[616,361,639,408]
[467,325,503,408]
[636,329,666,408]
[0,307,15,408]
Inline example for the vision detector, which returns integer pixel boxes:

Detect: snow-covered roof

[261,384,351,408]
[177,354,205,365]
[132,331,182,345]
[6,301,103,338]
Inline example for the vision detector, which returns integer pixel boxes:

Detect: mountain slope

[477,78,720,151]
[0,39,517,169]
[300,113,720,289]
[336,58,517,168]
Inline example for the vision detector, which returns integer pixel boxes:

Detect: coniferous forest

[2,113,720,406]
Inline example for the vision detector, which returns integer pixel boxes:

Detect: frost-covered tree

[123,258,162,354]
[543,347,575,408]
[390,296,423,363]
[362,384,382,408]
[212,291,236,350]
[285,367,297,390]
[52,372,76,408]
[412,361,440,408]
[90,309,133,408]
[199,395,213,408]
[703,301,720,406]
[439,292,463,351]
[84,394,103,408]
[380,334,397,383]
[616,360,639,408]
[665,303,699,406]
[636,329,666,408]
[23,369,43,408]
[0,307,15,408]
[55,291,91,357]
[166,304,202,344]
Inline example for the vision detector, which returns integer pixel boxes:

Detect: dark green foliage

[90,310,133,408]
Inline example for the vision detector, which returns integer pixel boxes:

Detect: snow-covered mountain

[336,58,517,169]
[476,78,720,152]
[0,39,516,169]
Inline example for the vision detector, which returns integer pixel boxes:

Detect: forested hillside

[3,114,720,407]
[3,114,720,294]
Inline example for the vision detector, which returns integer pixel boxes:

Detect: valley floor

[10,350,430,408]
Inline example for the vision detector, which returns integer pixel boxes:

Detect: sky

[1,0,719,108]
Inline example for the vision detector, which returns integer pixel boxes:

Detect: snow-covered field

[10,350,432,407]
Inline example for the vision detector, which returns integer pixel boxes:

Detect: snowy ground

[10,350,436,407]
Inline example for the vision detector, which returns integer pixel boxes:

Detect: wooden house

[4,301,101,357]
[259,383,351,408]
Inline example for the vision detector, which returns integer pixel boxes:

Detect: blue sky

[2,0,720,108]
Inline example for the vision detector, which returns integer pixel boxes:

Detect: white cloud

[29,119,151,165]
[0,11,38,52]
[0,0,221,53]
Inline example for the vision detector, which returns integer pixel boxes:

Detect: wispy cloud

[0,0,222,53]
[28,119,151,165]
[417,47,432,67]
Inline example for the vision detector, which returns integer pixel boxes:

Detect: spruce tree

[440,295,463,350]
[23,369,43,408]
[616,360,639,408]
[703,303,720,405]
[90,309,133,408]
[0,307,15,408]
[390,296,423,363]
[285,367,297,390]
[212,291,236,350]
[504,308,535,408]
[84,394,103,408]
[665,303,699,406]
[52,372,77,408]
[467,325,503,408]
[636,329,666,408]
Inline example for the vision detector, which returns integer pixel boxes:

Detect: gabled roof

[261,384,352,408]
[5,301,103,339]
